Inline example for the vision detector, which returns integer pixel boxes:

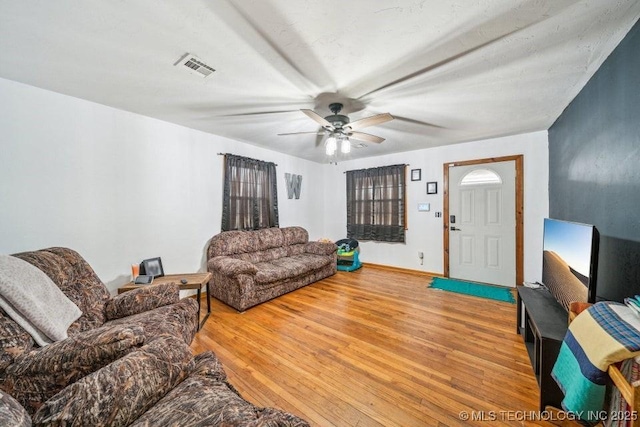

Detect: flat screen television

[541,218,599,310]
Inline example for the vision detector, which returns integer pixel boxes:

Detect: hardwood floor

[190,265,560,426]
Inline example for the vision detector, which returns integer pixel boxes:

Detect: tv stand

[516,286,568,410]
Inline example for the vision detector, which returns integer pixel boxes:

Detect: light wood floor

[191,265,560,426]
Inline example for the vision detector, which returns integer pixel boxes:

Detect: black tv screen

[542,218,599,310]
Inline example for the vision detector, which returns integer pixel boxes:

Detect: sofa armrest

[0,312,35,371]
[305,241,337,256]
[208,256,258,277]
[0,392,30,427]
[1,324,145,414]
[32,335,194,426]
[105,283,180,320]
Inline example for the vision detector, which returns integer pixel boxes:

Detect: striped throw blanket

[552,302,640,422]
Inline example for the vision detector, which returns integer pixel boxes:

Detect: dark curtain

[346,164,406,242]
[221,154,279,231]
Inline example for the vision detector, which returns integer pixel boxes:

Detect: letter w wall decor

[285,173,303,199]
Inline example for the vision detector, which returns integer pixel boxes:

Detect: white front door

[448,161,516,286]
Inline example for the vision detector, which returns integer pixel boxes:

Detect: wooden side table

[118,272,212,330]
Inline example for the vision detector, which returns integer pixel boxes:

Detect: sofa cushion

[282,226,308,246]
[32,334,193,427]
[287,243,306,256]
[209,227,307,260]
[254,254,332,284]
[236,247,288,264]
[208,230,260,257]
[256,227,284,250]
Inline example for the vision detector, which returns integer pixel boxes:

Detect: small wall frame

[411,169,422,181]
[427,182,438,194]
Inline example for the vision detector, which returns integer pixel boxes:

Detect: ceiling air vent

[175,53,216,78]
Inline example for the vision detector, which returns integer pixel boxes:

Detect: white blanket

[0,255,82,346]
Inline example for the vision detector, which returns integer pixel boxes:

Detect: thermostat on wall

[418,203,430,212]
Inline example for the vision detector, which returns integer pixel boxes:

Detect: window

[221,154,279,231]
[346,164,406,242]
[460,168,502,186]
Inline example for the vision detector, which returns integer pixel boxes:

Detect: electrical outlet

[435,212,442,218]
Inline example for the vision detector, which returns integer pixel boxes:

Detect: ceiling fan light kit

[282,102,394,159]
[325,135,337,155]
[341,138,351,154]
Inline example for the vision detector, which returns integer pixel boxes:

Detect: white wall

[0,76,549,293]
[0,78,324,293]
[322,131,549,283]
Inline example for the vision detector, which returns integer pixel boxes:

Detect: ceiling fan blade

[301,109,333,128]
[345,113,394,131]
[349,131,385,144]
[394,115,446,129]
[221,109,299,117]
[277,131,326,136]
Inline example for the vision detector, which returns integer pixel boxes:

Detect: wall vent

[175,53,216,78]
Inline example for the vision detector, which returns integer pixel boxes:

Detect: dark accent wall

[548,19,640,303]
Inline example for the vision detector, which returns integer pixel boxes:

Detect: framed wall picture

[140,257,164,278]
[426,182,438,194]
[411,169,422,181]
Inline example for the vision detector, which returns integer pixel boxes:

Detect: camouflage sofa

[207,226,337,311]
[0,247,309,426]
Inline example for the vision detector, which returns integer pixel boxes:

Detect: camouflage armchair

[10,247,198,341]
[0,247,198,414]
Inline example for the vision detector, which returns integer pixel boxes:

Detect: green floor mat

[429,277,515,303]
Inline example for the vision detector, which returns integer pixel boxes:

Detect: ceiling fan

[278,103,394,155]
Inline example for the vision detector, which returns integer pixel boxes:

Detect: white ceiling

[1,1,638,163]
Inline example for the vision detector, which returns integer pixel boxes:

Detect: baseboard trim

[362,263,443,278]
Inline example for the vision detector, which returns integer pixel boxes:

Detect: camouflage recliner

[0,247,198,415]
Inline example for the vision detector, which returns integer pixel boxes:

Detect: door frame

[443,155,524,286]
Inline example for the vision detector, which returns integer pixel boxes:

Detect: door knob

[450,226,462,231]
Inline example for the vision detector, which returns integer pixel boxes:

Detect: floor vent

[175,53,216,78]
